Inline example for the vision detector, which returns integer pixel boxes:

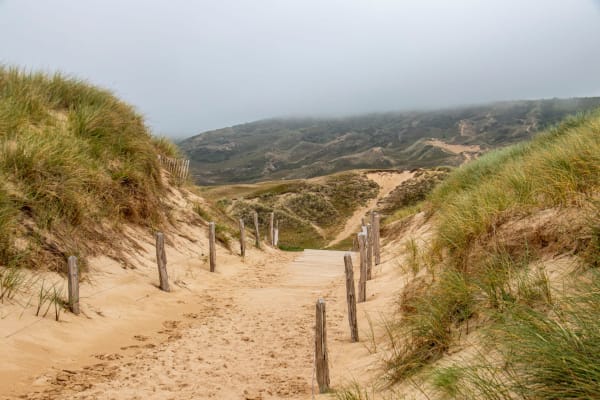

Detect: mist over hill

[180,98,600,185]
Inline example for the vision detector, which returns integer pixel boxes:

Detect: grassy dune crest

[0,66,177,270]
[382,111,600,398]
[429,112,600,262]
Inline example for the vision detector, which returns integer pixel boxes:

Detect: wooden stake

[269,212,274,246]
[358,233,367,302]
[366,223,373,280]
[155,232,170,292]
[315,298,330,393]
[209,222,216,272]
[253,211,260,248]
[67,256,80,315]
[343,253,359,342]
[373,212,381,265]
[274,220,279,247]
[239,218,246,257]
[185,159,190,179]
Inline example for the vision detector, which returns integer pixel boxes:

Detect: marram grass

[383,110,600,397]
[0,66,177,270]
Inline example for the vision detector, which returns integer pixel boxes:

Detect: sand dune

[327,170,415,247]
[2,181,421,400]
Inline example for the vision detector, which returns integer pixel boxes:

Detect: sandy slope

[2,178,424,400]
[6,247,351,400]
[2,223,421,399]
[327,170,415,247]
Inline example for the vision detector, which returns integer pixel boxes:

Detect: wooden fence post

[358,233,367,302]
[209,222,216,272]
[343,253,359,342]
[315,298,330,393]
[67,256,80,315]
[366,223,373,280]
[373,212,381,265]
[239,218,246,257]
[274,219,279,247]
[156,232,170,292]
[269,212,274,246]
[253,211,260,248]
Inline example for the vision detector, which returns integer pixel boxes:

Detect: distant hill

[180,98,600,185]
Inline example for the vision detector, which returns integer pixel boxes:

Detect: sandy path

[16,250,352,400]
[327,171,414,247]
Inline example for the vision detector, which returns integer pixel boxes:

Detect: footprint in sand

[93,353,123,361]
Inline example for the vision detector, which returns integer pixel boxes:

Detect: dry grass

[429,112,600,264]
[0,66,176,271]
[379,110,600,397]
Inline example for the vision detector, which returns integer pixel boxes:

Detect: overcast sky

[1,1,600,138]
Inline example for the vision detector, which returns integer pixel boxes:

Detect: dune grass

[429,112,600,263]
[382,110,600,394]
[431,272,600,400]
[0,66,173,271]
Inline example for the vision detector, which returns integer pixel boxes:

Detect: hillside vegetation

[372,111,600,398]
[180,98,600,184]
[201,171,379,249]
[0,67,179,271]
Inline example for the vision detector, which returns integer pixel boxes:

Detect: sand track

[327,170,414,247]
[2,174,418,400]
[8,249,355,400]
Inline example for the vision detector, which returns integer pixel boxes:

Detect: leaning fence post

[358,233,367,302]
[315,298,330,393]
[253,211,260,248]
[373,212,381,265]
[67,256,80,315]
[366,223,373,280]
[209,222,216,272]
[239,218,246,257]
[344,253,359,342]
[155,232,170,292]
